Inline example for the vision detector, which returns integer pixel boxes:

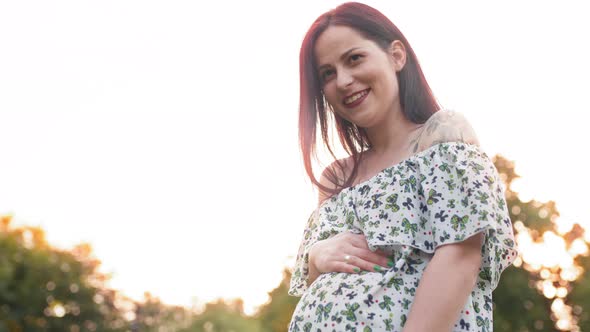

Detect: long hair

[298,2,440,198]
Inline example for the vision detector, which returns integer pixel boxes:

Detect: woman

[288,2,517,332]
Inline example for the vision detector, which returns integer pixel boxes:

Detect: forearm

[403,250,480,332]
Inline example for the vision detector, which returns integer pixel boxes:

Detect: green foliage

[255,269,300,332]
[178,299,261,332]
[569,252,590,330]
[492,156,556,330]
[3,153,589,331]
[492,155,590,331]
[0,216,128,332]
[131,293,193,332]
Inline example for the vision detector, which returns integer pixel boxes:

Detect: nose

[336,69,354,90]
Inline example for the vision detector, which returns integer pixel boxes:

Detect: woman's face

[314,25,405,129]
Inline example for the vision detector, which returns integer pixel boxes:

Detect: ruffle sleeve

[355,142,518,290]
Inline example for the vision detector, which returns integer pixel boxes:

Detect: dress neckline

[313,141,469,213]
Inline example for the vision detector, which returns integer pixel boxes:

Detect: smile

[343,89,370,107]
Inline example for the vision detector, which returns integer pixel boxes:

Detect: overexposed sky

[1,0,589,314]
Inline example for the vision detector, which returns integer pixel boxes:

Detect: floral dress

[288,141,518,332]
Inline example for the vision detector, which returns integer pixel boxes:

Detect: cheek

[322,87,339,107]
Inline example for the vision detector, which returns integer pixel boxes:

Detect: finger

[344,254,389,273]
[331,261,362,274]
[349,248,392,269]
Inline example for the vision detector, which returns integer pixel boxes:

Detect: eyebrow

[317,47,361,71]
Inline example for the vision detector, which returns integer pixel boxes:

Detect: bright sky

[1,0,589,315]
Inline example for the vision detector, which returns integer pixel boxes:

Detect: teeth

[344,90,369,105]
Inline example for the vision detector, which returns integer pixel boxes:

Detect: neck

[364,107,422,157]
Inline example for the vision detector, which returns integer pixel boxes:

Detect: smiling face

[314,25,406,129]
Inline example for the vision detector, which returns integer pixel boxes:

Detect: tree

[493,155,588,331]
[0,215,128,332]
[178,298,262,332]
[255,269,300,332]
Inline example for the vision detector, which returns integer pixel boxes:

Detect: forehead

[314,25,378,67]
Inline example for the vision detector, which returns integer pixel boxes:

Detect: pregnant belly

[289,270,414,331]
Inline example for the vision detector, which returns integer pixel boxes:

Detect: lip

[342,88,370,108]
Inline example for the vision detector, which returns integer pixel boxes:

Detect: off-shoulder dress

[288,141,518,332]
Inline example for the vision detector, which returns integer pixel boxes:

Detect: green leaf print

[460,196,469,207]
[385,194,400,212]
[359,214,369,228]
[473,300,481,313]
[401,298,411,310]
[439,230,451,242]
[386,277,404,291]
[419,173,426,184]
[475,190,489,204]
[303,322,312,332]
[470,161,485,175]
[450,214,469,231]
[315,303,333,322]
[477,280,486,291]
[389,226,401,237]
[438,163,451,174]
[484,295,493,311]
[419,216,427,229]
[378,295,394,311]
[368,219,381,227]
[479,267,492,282]
[319,230,333,240]
[399,175,417,192]
[426,189,442,205]
[404,286,416,296]
[478,210,489,221]
[346,211,356,227]
[476,316,490,332]
[456,168,466,177]
[401,218,418,237]
[384,318,394,331]
[400,314,407,327]
[497,196,506,209]
[370,192,385,208]
[445,179,456,190]
[363,326,372,332]
[340,303,360,322]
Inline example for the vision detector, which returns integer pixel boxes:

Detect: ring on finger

[344,255,351,262]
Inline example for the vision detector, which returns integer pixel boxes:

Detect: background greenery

[1,154,587,331]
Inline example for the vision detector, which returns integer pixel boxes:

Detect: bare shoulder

[412,109,480,151]
[318,156,353,206]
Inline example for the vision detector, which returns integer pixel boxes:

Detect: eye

[320,69,335,82]
[349,54,364,63]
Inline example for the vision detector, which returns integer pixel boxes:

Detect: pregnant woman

[288,2,517,331]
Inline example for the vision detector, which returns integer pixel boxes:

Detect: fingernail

[387,259,394,267]
[373,265,382,272]
[353,267,360,273]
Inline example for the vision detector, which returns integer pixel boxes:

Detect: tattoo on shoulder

[413,111,478,150]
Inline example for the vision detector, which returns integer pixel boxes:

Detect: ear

[388,40,407,72]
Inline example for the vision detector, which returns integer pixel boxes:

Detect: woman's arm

[403,232,484,332]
